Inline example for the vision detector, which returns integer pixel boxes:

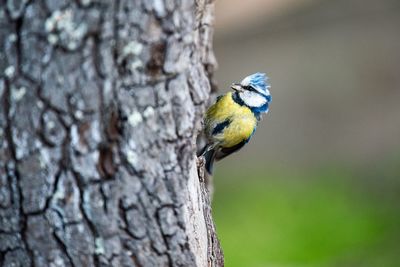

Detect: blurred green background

[211,0,400,266]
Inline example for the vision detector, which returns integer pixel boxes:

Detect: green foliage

[213,167,400,267]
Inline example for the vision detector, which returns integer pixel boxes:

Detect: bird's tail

[198,144,217,175]
[204,148,217,175]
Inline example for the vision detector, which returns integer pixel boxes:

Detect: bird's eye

[244,85,257,92]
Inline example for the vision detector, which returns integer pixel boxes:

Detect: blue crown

[240,73,271,99]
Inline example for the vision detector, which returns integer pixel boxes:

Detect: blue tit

[200,73,271,174]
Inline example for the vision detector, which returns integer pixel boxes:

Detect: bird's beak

[231,83,243,92]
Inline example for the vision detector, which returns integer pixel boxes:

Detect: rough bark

[0,0,222,266]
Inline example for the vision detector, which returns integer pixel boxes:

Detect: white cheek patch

[239,91,267,108]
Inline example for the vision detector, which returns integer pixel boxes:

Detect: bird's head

[231,73,271,113]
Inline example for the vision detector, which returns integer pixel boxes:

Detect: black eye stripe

[243,85,258,92]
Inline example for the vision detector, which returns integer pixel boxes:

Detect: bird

[199,72,271,174]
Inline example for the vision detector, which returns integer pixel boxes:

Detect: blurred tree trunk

[0,0,222,266]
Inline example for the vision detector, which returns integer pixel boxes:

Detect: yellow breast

[205,92,257,148]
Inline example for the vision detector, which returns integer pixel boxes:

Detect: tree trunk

[0,0,222,266]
